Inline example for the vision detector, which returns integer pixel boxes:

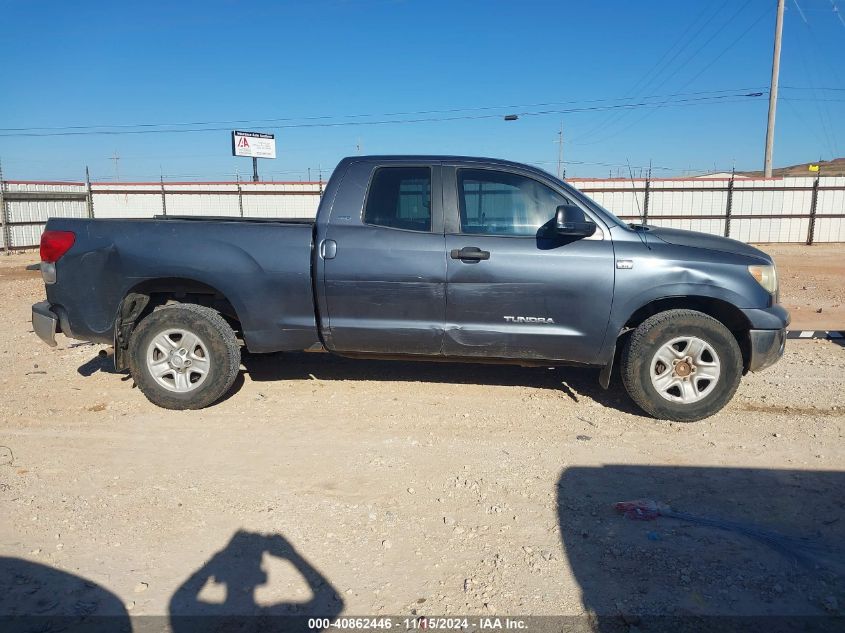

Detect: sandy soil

[764,243,845,330]
[1,247,843,629]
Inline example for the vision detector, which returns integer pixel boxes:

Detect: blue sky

[1,0,843,181]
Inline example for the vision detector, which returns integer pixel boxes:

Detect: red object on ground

[614,499,664,521]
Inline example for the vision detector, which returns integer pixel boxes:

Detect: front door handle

[450,246,490,262]
[320,239,337,260]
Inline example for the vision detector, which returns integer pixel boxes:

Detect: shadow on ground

[0,532,342,633]
[0,557,130,632]
[241,351,642,415]
[77,352,121,377]
[557,466,845,632]
[170,530,343,632]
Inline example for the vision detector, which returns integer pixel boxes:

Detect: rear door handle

[450,246,490,262]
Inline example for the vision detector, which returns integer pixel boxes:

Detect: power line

[572,0,733,143]
[792,0,839,158]
[0,87,768,135]
[0,92,767,138]
[829,0,845,28]
[783,85,845,91]
[574,2,774,147]
[572,0,753,144]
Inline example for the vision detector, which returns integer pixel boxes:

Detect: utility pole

[110,151,121,181]
[764,0,786,177]
[555,122,564,179]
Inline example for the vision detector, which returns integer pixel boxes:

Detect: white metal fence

[568,176,845,244]
[1,176,843,251]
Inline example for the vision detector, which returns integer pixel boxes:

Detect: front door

[322,164,446,355]
[443,166,615,364]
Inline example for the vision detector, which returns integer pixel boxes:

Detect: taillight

[40,230,76,263]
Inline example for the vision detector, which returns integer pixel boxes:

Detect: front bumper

[32,301,59,347]
[747,328,786,372]
[740,303,789,373]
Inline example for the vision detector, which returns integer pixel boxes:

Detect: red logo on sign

[237,136,250,148]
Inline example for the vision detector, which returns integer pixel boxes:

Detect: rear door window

[363,167,432,232]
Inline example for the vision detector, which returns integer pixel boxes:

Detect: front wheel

[128,303,241,410]
[620,309,743,422]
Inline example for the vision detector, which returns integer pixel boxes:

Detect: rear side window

[363,167,432,232]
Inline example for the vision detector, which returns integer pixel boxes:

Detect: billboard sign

[232,131,276,159]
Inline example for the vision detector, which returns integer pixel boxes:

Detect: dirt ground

[1,244,844,630]
[764,243,845,330]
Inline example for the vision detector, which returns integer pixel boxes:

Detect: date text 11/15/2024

[307,617,529,630]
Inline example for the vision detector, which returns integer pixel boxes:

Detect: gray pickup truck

[32,155,788,421]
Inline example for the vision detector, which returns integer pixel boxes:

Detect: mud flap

[113,293,149,371]
[598,341,615,390]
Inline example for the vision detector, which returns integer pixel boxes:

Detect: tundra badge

[504,316,555,324]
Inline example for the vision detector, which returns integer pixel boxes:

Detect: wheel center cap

[675,361,692,377]
[170,352,185,369]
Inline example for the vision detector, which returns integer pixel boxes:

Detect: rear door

[443,165,615,364]
[320,162,446,355]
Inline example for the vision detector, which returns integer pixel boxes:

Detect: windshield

[570,187,629,230]
[554,178,630,230]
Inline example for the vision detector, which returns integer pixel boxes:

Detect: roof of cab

[341,155,556,178]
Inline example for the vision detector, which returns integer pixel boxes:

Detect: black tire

[128,303,240,410]
[620,309,743,422]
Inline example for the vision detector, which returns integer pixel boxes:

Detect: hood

[642,226,771,262]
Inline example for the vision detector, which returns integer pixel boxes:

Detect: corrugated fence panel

[91,184,164,218]
[819,177,845,215]
[8,198,87,222]
[814,218,845,242]
[241,183,322,218]
[9,224,47,248]
[4,181,89,248]
[164,184,240,217]
[814,177,845,244]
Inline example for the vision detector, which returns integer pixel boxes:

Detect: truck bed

[42,216,321,353]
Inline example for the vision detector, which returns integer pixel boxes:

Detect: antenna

[627,158,651,249]
[626,158,643,220]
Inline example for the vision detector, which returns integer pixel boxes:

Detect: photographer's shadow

[169,530,343,632]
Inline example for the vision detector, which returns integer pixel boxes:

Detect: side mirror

[555,204,597,238]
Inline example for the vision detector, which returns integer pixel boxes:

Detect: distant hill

[740,157,845,177]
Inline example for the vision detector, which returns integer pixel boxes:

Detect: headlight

[748,264,778,294]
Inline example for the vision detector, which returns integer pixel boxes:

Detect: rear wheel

[620,309,742,422]
[128,303,240,410]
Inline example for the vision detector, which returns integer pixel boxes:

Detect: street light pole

[764,0,786,177]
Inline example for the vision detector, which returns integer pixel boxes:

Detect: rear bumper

[32,301,59,347]
[747,327,786,372]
